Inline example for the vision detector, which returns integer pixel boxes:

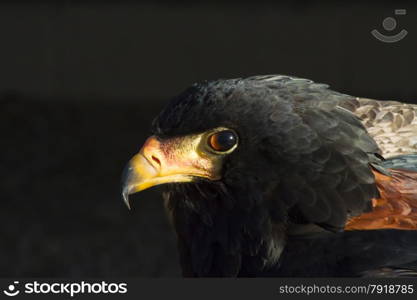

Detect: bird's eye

[208,130,238,152]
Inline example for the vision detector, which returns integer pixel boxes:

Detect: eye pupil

[209,130,237,152]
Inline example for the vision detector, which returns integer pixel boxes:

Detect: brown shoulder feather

[345,168,417,230]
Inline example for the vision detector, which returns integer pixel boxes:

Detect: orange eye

[208,130,237,152]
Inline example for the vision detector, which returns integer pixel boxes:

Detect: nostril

[151,155,161,167]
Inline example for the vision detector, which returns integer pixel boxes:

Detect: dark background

[1,1,416,277]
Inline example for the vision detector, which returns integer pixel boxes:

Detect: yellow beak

[121,135,221,209]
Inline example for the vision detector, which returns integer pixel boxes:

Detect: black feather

[151,75,417,277]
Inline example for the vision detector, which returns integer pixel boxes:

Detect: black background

[1,1,416,277]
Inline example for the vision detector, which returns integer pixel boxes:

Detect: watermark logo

[3,281,20,297]
[2,281,128,298]
[371,9,408,43]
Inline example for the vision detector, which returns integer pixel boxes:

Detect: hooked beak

[121,135,221,209]
[121,153,166,210]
